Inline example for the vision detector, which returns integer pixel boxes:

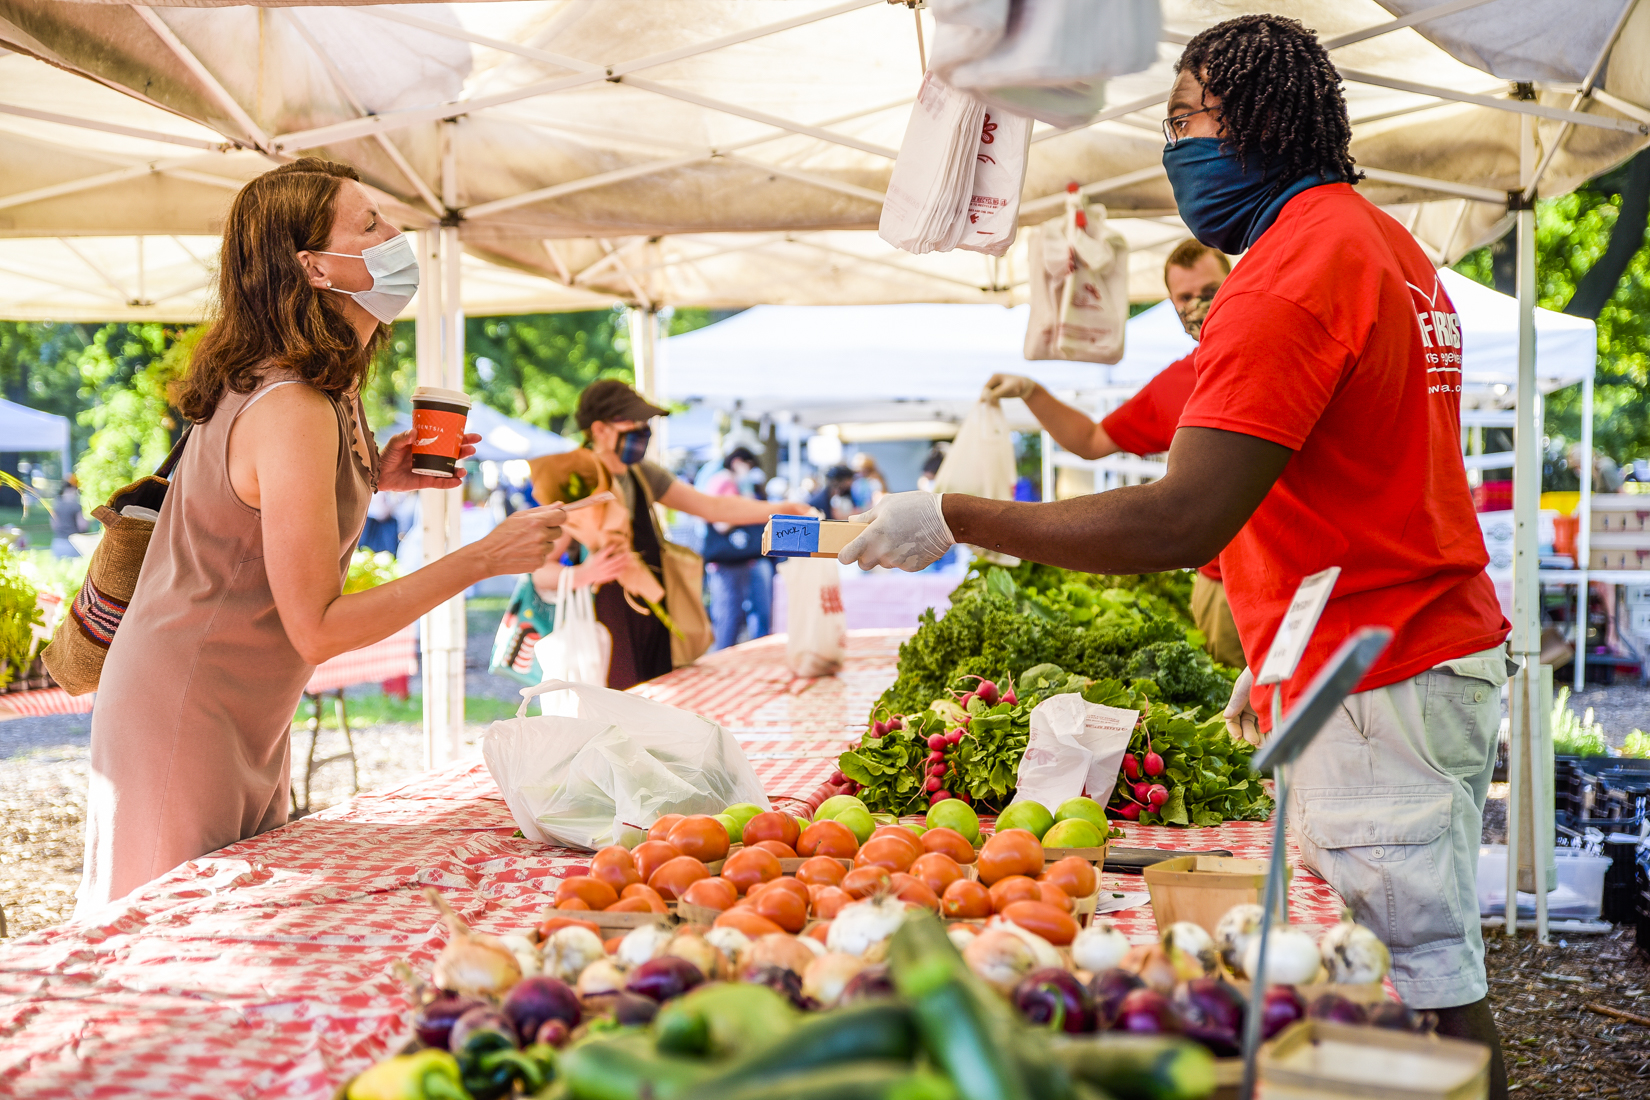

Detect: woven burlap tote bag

[42,427,190,695]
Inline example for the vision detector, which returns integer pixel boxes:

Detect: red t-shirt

[1179,183,1508,723]
[1100,355,1221,582]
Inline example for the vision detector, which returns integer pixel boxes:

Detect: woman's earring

[326,281,333,288]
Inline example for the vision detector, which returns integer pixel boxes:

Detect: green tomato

[1054,796,1108,830]
[813,795,868,823]
[925,800,980,845]
[995,800,1055,840]
[835,806,876,846]
[869,812,898,827]
[903,823,928,837]
[712,813,742,843]
[1042,818,1104,849]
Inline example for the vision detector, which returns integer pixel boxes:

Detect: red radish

[976,680,1000,705]
[1119,803,1141,821]
[829,770,845,784]
[929,764,947,778]
[958,692,976,709]
[1122,756,1140,780]
[1002,689,1018,706]
[959,714,972,725]
[928,733,947,750]
[932,790,952,802]
[1143,752,1164,777]
[946,730,965,745]
[927,750,945,764]
[1147,785,1169,809]
[956,791,971,805]
[868,728,883,740]
[1132,781,1152,803]
[925,777,942,792]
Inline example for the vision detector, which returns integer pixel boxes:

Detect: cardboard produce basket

[1259,1020,1489,1100]
[1142,854,1292,935]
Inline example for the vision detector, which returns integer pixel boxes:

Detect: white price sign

[1255,567,1341,687]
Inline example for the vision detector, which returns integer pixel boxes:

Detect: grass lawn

[293,690,522,730]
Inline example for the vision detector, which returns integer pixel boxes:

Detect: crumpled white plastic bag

[482,679,770,850]
[1011,693,1139,813]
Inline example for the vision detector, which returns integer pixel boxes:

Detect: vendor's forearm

[1024,385,1118,460]
[942,426,1293,575]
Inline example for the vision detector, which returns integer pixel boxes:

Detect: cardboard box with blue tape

[762,515,869,558]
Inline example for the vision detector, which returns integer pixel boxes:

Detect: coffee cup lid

[412,386,471,407]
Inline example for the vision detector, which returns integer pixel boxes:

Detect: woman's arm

[235,386,565,664]
[659,480,809,524]
[1024,384,1120,460]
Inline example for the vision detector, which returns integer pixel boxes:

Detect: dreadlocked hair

[1176,14,1360,193]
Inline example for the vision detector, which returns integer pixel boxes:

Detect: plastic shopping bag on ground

[948,0,1161,128]
[1024,193,1128,363]
[482,679,770,849]
[781,557,846,678]
[1011,692,1139,814]
[531,567,611,713]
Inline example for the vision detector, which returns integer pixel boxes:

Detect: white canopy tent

[0,396,71,478]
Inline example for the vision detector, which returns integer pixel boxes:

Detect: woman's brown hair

[174,157,385,422]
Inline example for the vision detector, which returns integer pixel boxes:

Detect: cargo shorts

[1289,646,1511,1009]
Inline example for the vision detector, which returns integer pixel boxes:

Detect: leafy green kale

[1125,640,1237,714]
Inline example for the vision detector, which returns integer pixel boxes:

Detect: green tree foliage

[75,325,202,505]
[1454,175,1650,468]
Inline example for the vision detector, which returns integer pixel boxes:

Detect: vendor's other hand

[476,505,565,575]
[378,430,482,491]
[838,492,954,572]
[574,542,630,587]
[1224,665,1261,746]
[982,373,1037,403]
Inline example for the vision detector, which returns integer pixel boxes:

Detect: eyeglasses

[1162,106,1213,146]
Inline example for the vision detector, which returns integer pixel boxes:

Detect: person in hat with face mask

[841,16,1511,1093]
[981,238,1241,668]
[541,381,808,690]
[77,159,569,916]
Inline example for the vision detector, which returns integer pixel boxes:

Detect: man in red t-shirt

[843,15,1510,1092]
[981,239,1245,668]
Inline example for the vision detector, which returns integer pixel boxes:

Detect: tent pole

[1576,370,1595,691]
[415,226,446,770]
[1508,112,1550,943]
[629,306,662,457]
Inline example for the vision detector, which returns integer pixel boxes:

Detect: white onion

[987,916,1064,971]
[542,925,607,983]
[798,934,827,958]
[743,933,818,978]
[575,957,627,997]
[498,933,542,978]
[425,888,521,997]
[1215,903,1265,978]
[1318,909,1391,984]
[616,923,674,970]
[802,953,866,1007]
[963,928,1037,993]
[827,896,910,958]
[666,932,729,980]
[704,927,752,968]
[1070,920,1131,973]
[1162,921,1219,979]
[947,925,981,953]
[1242,925,1324,986]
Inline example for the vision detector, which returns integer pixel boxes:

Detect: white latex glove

[981,373,1037,403]
[838,492,955,572]
[1223,666,1261,746]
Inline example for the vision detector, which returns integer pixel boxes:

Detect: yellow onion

[425,888,521,998]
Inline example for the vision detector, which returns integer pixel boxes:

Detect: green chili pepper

[346,1049,470,1100]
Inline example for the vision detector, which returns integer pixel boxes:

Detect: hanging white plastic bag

[532,568,612,715]
[957,106,1032,257]
[927,0,1012,76]
[880,72,988,254]
[1024,192,1128,364]
[932,398,1019,565]
[781,557,847,678]
[949,0,1162,128]
[1011,693,1139,814]
[481,679,771,849]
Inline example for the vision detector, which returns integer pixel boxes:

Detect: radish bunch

[1113,738,1168,820]
[923,727,969,805]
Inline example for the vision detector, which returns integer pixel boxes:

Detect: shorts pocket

[1297,785,1464,951]
[1421,658,1505,778]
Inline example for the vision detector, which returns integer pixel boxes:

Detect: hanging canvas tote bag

[633,469,714,668]
[41,426,191,695]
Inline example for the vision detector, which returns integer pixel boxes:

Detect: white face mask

[312,233,419,324]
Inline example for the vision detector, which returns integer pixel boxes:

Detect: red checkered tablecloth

[0,686,95,718]
[0,629,1344,1098]
[305,625,420,694]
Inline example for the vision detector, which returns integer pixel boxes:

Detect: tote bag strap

[156,422,194,480]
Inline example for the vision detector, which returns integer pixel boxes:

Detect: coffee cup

[410,386,472,478]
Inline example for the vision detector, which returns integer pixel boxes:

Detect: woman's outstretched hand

[574,542,631,588]
[474,505,567,576]
[378,430,482,491]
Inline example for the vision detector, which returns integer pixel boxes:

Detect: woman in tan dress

[75,159,565,916]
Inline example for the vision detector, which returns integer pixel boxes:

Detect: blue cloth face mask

[313,233,420,324]
[618,426,651,465]
[1162,137,1333,253]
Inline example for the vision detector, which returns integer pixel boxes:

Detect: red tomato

[869,826,924,860]
[841,866,893,899]
[920,827,977,865]
[667,815,731,863]
[1001,899,1080,946]
[976,829,1043,885]
[812,885,852,919]
[909,852,965,897]
[940,879,992,919]
[607,896,654,913]
[632,840,683,885]
[753,840,798,859]
[648,814,686,843]
[742,811,801,849]
[555,875,618,911]
[751,886,808,933]
[556,898,590,911]
[1038,881,1073,912]
[797,820,859,859]
[620,883,670,913]
[589,846,642,891]
[713,908,785,938]
[795,856,848,887]
[806,921,831,944]
[754,877,811,908]
[887,873,939,911]
[680,877,738,912]
[604,935,624,955]
[647,856,710,900]
[537,915,601,939]
[853,836,917,874]
[987,874,1041,914]
[1041,856,1098,899]
[721,847,783,894]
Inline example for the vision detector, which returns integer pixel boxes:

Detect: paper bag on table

[1010,692,1138,814]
